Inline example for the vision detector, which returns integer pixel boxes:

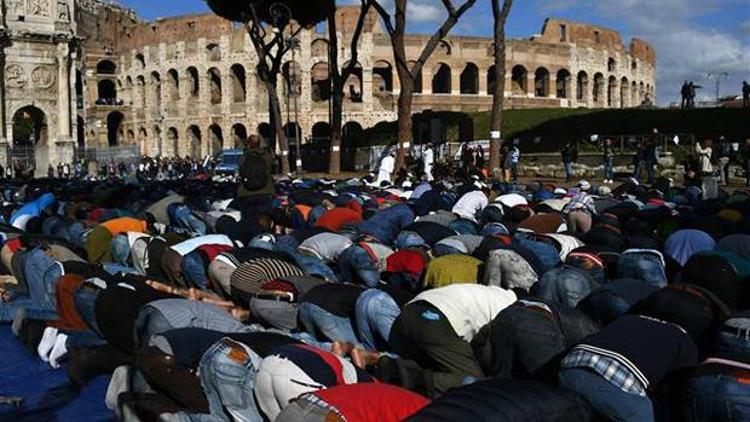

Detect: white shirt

[451,190,488,223]
[411,284,517,341]
[695,143,713,173]
[423,148,434,166]
[377,155,395,183]
[170,234,234,256]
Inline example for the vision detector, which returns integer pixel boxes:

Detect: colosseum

[0,0,655,173]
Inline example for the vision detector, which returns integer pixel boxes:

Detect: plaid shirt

[562,345,647,396]
[563,193,597,215]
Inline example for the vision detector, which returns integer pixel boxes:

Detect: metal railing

[75,145,141,164]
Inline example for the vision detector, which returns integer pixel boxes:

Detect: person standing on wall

[643,137,658,185]
[510,140,521,183]
[740,138,750,187]
[500,143,512,183]
[423,143,435,182]
[561,141,577,182]
[601,138,615,184]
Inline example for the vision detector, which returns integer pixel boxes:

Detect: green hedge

[358,108,750,152]
[475,107,750,152]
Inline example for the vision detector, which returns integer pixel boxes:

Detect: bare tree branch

[370,0,395,36]
[409,0,477,80]
[440,0,456,16]
[341,1,371,81]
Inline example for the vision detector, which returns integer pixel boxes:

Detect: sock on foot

[50,333,69,369]
[38,326,59,362]
[11,308,26,336]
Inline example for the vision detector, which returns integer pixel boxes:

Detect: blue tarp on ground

[0,325,114,421]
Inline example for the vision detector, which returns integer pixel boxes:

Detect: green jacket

[236,148,275,198]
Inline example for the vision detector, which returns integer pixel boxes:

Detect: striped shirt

[230,257,305,295]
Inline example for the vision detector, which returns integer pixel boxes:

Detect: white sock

[38,327,59,362]
[49,333,69,369]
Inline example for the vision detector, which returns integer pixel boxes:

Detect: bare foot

[351,348,382,369]
[0,287,11,303]
[331,341,355,357]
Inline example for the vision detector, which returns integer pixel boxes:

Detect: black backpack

[239,150,269,191]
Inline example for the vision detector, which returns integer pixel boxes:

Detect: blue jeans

[604,157,614,180]
[559,367,654,422]
[73,281,103,335]
[355,289,401,350]
[716,318,750,362]
[274,236,299,256]
[633,159,644,181]
[191,338,264,422]
[337,246,379,287]
[617,252,667,288]
[42,216,69,240]
[293,254,337,283]
[449,218,479,235]
[645,160,656,184]
[536,266,598,309]
[298,302,358,344]
[101,262,138,275]
[110,234,131,266]
[170,204,208,235]
[395,231,427,250]
[682,371,750,422]
[68,221,88,248]
[182,250,209,290]
[1,249,63,321]
[564,161,574,181]
[66,330,107,348]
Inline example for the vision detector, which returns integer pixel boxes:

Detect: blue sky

[118,0,749,105]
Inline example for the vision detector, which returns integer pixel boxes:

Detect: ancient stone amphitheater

[1,1,655,169]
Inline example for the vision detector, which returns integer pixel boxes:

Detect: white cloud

[536,0,750,105]
[407,1,446,23]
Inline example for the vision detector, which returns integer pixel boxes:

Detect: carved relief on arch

[31,66,55,89]
[29,0,51,16]
[6,65,27,89]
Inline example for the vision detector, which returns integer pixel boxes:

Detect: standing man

[510,141,521,183]
[741,138,750,187]
[561,141,577,182]
[602,138,615,184]
[643,137,658,185]
[423,143,435,182]
[233,134,275,218]
[680,81,689,109]
[377,150,396,186]
[716,136,732,185]
[743,81,749,108]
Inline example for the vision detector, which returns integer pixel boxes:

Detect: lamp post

[284,36,302,175]
[271,2,303,175]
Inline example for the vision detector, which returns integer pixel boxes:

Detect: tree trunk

[395,68,414,170]
[489,0,513,173]
[266,78,290,175]
[391,7,410,171]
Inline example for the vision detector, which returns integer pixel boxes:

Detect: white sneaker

[38,327,59,362]
[49,333,69,369]
[106,365,132,411]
